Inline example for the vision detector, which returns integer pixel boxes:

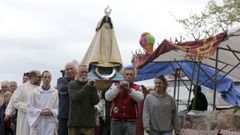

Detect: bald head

[29,70,42,86]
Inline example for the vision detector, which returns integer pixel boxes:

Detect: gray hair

[1,81,9,87]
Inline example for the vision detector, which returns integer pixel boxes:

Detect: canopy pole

[196,62,201,86]
[177,69,181,111]
[173,69,178,99]
[213,48,219,110]
[187,61,196,107]
[192,61,202,110]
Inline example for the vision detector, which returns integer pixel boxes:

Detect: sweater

[143,91,180,133]
[68,80,100,128]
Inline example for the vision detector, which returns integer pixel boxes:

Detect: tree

[177,0,240,39]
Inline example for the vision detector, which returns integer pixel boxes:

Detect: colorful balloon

[139,32,155,53]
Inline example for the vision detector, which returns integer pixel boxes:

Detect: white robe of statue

[81,15,123,67]
[27,86,58,135]
[12,81,38,135]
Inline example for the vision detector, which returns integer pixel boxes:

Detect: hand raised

[87,80,96,86]
[120,81,129,88]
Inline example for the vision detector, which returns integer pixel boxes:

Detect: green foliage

[177,0,240,39]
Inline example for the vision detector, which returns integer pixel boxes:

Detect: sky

[0,0,219,86]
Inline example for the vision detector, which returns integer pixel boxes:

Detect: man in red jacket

[105,67,144,135]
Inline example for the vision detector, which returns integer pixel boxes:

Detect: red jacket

[110,82,140,120]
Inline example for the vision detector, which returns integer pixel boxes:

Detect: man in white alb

[27,70,58,135]
[12,70,41,135]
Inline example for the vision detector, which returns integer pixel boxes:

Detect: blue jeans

[110,120,135,135]
[149,130,172,135]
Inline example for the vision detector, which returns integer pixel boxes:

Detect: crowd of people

[0,62,209,135]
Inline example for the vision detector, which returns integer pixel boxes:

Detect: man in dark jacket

[188,85,208,111]
[57,63,76,135]
[68,65,100,135]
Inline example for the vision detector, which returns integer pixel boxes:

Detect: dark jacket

[68,80,100,128]
[0,103,15,134]
[188,92,208,111]
[57,77,72,119]
[0,104,4,134]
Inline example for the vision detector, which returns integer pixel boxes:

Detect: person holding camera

[105,67,144,135]
[68,65,100,135]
